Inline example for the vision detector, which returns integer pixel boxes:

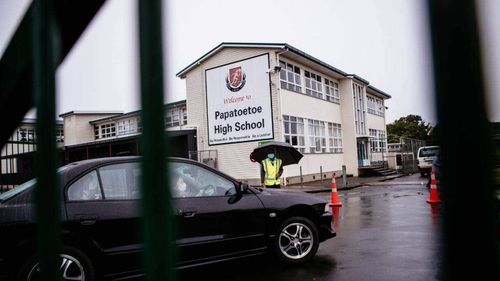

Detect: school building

[176,42,391,185]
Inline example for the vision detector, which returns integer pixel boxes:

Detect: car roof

[418,146,440,150]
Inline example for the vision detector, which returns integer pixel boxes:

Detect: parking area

[178,174,443,281]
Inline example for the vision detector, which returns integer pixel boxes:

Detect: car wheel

[17,246,95,281]
[273,216,319,263]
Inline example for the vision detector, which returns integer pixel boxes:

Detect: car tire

[17,245,95,281]
[273,216,319,264]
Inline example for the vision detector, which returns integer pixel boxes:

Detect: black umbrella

[250,141,303,166]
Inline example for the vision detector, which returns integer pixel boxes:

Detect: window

[16,128,36,142]
[94,125,100,140]
[170,162,236,198]
[56,128,64,143]
[67,171,102,201]
[99,163,140,200]
[95,123,116,139]
[101,123,116,138]
[370,129,387,152]
[325,79,340,103]
[376,99,385,116]
[182,107,187,125]
[18,128,27,142]
[305,71,323,98]
[378,131,386,152]
[279,61,302,92]
[367,95,385,116]
[166,108,182,128]
[117,120,130,135]
[283,115,306,153]
[137,118,142,132]
[369,129,378,151]
[117,119,138,136]
[353,83,367,135]
[27,129,35,143]
[327,122,343,153]
[308,119,326,153]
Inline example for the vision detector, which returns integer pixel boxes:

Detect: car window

[419,147,440,157]
[99,162,140,200]
[67,171,102,201]
[170,162,236,198]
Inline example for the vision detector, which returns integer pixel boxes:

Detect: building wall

[339,78,359,176]
[63,114,118,146]
[281,88,342,123]
[366,113,386,130]
[279,59,346,178]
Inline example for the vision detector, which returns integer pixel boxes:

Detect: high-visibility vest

[262,158,282,186]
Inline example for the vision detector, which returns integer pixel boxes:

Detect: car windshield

[0,166,70,203]
[419,147,440,157]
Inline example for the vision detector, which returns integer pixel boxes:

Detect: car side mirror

[237,182,249,194]
[228,182,247,204]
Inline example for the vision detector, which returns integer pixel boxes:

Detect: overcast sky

[1,0,499,124]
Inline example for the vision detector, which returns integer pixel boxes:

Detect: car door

[171,161,267,266]
[64,162,142,276]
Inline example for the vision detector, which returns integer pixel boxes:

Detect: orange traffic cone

[332,206,340,229]
[426,166,442,204]
[330,173,342,207]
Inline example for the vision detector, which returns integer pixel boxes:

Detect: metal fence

[398,137,426,174]
[0,0,497,280]
[0,0,173,280]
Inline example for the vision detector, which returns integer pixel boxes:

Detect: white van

[417,146,440,176]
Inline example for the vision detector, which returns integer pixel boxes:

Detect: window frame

[308,119,327,153]
[327,122,343,153]
[324,79,340,103]
[98,162,141,201]
[279,60,302,93]
[304,70,323,99]
[283,115,306,153]
[66,170,104,202]
[367,95,385,117]
[94,122,117,140]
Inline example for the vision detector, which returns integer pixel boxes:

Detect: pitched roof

[176,42,391,99]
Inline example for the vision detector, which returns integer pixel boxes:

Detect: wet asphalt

[178,174,443,281]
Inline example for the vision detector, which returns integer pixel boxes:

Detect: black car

[0,157,335,280]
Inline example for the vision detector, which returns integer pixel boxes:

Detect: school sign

[205,54,274,145]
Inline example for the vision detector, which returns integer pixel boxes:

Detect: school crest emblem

[225,66,246,92]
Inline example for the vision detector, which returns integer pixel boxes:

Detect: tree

[387,115,433,143]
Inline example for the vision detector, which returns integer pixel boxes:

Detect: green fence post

[138,0,175,280]
[33,0,61,280]
[426,0,499,279]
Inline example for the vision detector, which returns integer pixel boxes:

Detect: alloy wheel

[27,254,85,281]
[279,222,314,259]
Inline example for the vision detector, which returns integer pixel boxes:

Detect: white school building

[177,42,391,185]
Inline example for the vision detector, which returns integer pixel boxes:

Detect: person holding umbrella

[251,141,304,188]
[260,152,283,189]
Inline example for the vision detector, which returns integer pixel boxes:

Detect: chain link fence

[398,137,426,174]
